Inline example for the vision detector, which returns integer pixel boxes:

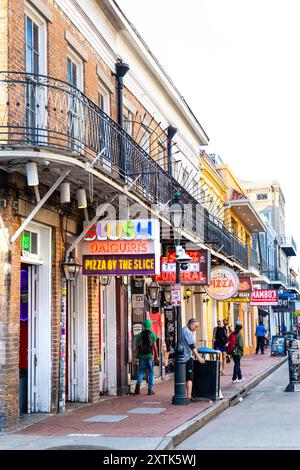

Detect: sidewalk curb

[161,356,287,449]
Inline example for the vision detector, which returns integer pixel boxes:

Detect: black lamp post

[170,192,190,405]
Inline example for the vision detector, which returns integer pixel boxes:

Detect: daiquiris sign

[81,219,160,275]
[206,266,239,300]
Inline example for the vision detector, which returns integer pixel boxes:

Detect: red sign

[155,249,211,286]
[251,289,278,306]
[238,276,253,292]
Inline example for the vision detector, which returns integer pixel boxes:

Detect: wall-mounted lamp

[26,162,39,186]
[99,275,111,286]
[77,188,87,209]
[183,287,192,301]
[147,280,160,306]
[164,288,171,304]
[61,255,81,281]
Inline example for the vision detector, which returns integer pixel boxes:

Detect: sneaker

[237,379,243,382]
[148,390,155,395]
[232,379,238,383]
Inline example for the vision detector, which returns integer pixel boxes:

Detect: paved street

[177,361,300,450]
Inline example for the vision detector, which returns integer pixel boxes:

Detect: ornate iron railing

[0,71,249,267]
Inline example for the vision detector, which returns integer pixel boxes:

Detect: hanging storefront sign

[81,219,160,275]
[224,275,253,302]
[82,254,156,276]
[272,299,295,313]
[206,266,239,300]
[171,284,181,306]
[251,289,278,306]
[155,249,211,285]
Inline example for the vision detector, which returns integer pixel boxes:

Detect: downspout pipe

[167,125,177,201]
[115,62,130,178]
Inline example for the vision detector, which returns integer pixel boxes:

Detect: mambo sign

[155,249,211,285]
[251,289,278,306]
[82,254,156,276]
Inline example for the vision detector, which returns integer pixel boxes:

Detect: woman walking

[231,321,244,383]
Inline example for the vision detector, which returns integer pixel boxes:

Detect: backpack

[138,330,153,355]
[226,332,237,355]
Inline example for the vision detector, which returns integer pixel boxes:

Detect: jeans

[137,358,154,391]
[232,355,242,380]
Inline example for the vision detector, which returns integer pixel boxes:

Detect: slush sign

[84,219,156,241]
[80,219,160,274]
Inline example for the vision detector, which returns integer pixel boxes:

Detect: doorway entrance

[19,263,40,414]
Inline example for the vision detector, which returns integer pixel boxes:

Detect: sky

[117,0,300,269]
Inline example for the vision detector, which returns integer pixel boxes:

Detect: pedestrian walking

[213,319,228,375]
[134,319,158,395]
[255,320,267,355]
[182,318,205,400]
[227,321,244,383]
[281,324,287,335]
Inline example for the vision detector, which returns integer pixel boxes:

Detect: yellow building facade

[199,154,266,356]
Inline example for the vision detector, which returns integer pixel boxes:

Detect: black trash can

[192,347,221,401]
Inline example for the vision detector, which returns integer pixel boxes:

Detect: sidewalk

[0,352,287,450]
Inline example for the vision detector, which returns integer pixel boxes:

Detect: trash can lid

[197,347,221,354]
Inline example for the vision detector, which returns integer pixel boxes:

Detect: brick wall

[0,176,21,431]
[87,277,100,402]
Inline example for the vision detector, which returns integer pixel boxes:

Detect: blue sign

[279,293,296,299]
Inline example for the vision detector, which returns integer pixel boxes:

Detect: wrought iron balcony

[0,71,249,267]
[280,235,297,256]
[249,247,259,271]
[287,276,300,291]
[261,269,287,285]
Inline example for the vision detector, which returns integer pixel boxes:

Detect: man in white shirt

[182,318,205,399]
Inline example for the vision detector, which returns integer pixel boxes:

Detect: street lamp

[170,191,191,405]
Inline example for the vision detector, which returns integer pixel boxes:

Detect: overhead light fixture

[60,182,70,204]
[26,162,39,186]
[77,188,87,209]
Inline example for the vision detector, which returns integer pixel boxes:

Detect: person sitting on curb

[134,319,158,396]
[182,318,205,400]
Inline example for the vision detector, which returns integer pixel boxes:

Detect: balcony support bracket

[10,169,70,244]
[0,214,11,251]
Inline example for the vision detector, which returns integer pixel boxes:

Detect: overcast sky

[117,0,300,269]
